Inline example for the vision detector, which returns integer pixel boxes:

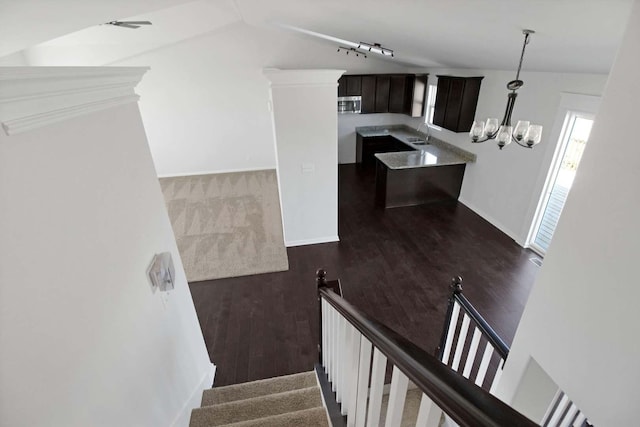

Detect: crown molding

[0,66,149,135]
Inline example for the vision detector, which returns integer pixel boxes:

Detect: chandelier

[470,30,542,149]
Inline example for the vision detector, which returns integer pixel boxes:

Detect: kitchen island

[355,125,476,208]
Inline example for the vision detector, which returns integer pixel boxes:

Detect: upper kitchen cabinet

[338,75,362,97]
[432,76,483,132]
[388,75,410,114]
[338,74,429,116]
[387,74,428,116]
[361,75,377,113]
[409,75,428,117]
[375,75,391,113]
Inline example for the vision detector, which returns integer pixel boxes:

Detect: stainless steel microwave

[338,96,362,114]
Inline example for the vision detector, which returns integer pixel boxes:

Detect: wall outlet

[301,163,315,174]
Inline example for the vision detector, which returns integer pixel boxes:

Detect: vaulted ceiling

[0,0,633,73]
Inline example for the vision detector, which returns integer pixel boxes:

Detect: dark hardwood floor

[190,164,539,387]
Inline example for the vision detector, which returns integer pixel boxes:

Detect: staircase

[188,271,550,427]
[188,371,330,427]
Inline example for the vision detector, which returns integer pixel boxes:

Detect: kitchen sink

[413,142,429,145]
[406,137,424,142]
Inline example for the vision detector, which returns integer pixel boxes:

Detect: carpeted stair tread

[216,407,329,427]
[201,371,317,406]
[189,386,323,427]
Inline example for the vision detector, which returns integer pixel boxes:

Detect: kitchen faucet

[416,122,431,141]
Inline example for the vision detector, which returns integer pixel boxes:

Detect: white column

[451,314,471,371]
[322,300,330,378]
[441,302,460,364]
[384,366,409,427]
[366,348,387,427]
[337,314,346,404]
[462,327,482,379]
[346,327,362,425]
[331,306,338,388]
[415,393,442,427]
[263,69,344,246]
[355,336,373,427]
[474,342,495,388]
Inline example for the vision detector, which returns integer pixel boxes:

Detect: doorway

[530,112,594,255]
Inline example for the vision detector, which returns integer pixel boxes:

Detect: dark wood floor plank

[190,164,539,386]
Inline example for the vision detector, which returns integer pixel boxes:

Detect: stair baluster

[316,269,539,427]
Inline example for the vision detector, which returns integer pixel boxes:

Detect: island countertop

[356,125,476,170]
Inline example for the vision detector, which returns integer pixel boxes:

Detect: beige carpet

[160,170,289,282]
[190,371,329,427]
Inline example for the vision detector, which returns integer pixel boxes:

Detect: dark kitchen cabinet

[409,74,428,117]
[356,135,415,168]
[376,161,466,208]
[338,75,362,97]
[433,76,483,132]
[346,76,361,96]
[361,75,377,113]
[389,75,410,114]
[375,75,391,113]
[338,73,429,116]
[338,76,346,97]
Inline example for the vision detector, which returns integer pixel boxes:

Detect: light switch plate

[147,252,176,293]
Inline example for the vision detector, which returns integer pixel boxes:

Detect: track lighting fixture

[337,46,367,58]
[357,42,394,57]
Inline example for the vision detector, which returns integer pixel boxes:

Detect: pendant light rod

[514,30,534,83]
[501,93,517,126]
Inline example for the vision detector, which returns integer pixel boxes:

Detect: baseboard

[170,363,216,427]
[458,197,526,247]
[286,235,340,247]
[157,167,276,178]
[314,364,347,427]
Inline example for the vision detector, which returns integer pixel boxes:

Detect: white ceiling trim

[0,66,148,135]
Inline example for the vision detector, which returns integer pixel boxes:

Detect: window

[530,113,593,254]
[425,84,437,124]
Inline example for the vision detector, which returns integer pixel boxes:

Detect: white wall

[0,102,212,426]
[0,50,28,65]
[412,69,607,245]
[265,69,343,246]
[113,23,410,176]
[495,2,640,425]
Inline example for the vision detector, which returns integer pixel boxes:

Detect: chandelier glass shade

[470,30,543,150]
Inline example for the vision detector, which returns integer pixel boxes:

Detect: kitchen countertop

[356,125,476,170]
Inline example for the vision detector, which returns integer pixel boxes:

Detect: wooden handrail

[318,272,538,427]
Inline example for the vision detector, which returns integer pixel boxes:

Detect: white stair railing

[542,389,594,427]
[316,269,538,427]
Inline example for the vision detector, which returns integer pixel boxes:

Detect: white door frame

[524,93,600,253]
